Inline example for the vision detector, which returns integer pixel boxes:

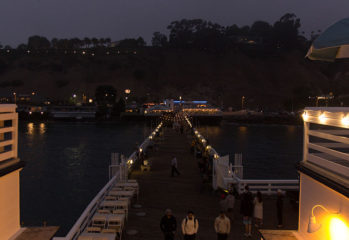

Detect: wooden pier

[125,127,299,240]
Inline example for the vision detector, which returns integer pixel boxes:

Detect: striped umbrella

[306,18,349,62]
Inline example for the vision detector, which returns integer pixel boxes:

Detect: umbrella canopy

[306,18,349,62]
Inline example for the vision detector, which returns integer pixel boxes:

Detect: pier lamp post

[307,204,341,234]
[241,96,245,110]
[13,92,16,104]
[125,89,131,101]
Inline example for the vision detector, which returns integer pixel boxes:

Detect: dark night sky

[1,0,348,46]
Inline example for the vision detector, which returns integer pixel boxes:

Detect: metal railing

[53,173,119,240]
[184,114,299,194]
[225,178,299,195]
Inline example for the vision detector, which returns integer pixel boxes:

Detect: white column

[303,121,309,162]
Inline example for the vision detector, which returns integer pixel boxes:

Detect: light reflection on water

[26,122,47,136]
[19,121,148,236]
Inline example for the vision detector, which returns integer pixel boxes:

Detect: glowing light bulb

[342,115,349,126]
[319,113,326,123]
[302,112,309,121]
[330,218,349,240]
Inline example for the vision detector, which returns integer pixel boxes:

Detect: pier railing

[302,107,349,178]
[225,178,299,195]
[53,173,119,240]
[184,114,299,194]
[54,122,163,240]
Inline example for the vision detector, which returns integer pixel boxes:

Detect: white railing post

[303,121,309,162]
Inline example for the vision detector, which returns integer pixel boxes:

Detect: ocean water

[18,121,302,236]
[18,121,150,236]
[197,123,303,179]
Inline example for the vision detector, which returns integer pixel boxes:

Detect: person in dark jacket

[160,209,177,240]
[240,185,253,237]
[276,189,283,228]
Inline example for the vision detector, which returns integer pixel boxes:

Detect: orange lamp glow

[330,217,349,240]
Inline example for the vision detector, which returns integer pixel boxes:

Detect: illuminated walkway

[126,127,298,240]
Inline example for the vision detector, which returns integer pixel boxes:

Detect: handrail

[184,114,299,194]
[53,173,119,240]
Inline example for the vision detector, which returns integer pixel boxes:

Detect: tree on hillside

[167,19,226,51]
[28,35,51,49]
[99,38,106,47]
[167,19,199,48]
[95,85,117,106]
[17,44,28,50]
[118,37,146,48]
[51,38,59,49]
[71,38,82,49]
[152,32,168,47]
[272,13,301,49]
[105,38,111,47]
[84,37,91,48]
[193,21,226,51]
[91,38,99,48]
[250,21,273,41]
[225,24,241,36]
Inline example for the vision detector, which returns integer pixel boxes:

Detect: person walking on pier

[214,211,230,240]
[253,191,263,227]
[225,191,235,221]
[181,211,199,240]
[171,156,180,177]
[240,185,253,237]
[276,189,283,228]
[160,209,177,240]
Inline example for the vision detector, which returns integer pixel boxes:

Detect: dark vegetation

[0,13,348,111]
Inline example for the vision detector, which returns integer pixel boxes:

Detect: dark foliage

[0,79,23,88]
[95,85,117,106]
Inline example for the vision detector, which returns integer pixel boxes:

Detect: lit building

[261,107,349,240]
[0,104,25,239]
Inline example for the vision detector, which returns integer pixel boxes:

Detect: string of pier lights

[126,122,163,167]
[185,114,220,160]
[302,110,349,127]
[2,49,139,56]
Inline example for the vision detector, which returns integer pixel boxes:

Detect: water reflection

[39,123,46,135]
[27,123,34,135]
[239,126,248,132]
[26,122,47,136]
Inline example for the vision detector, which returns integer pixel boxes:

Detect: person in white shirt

[171,156,180,177]
[181,211,199,239]
[214,211,230,240]
[225,192,235,221]
[254,191,263,227]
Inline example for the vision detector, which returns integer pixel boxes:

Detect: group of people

[160,209,230,240]
[239,185,283,237]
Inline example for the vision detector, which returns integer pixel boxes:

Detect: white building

[261,107,349,240]
[0,104,24,240]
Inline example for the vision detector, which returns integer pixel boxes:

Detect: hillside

[0,48,348,110]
